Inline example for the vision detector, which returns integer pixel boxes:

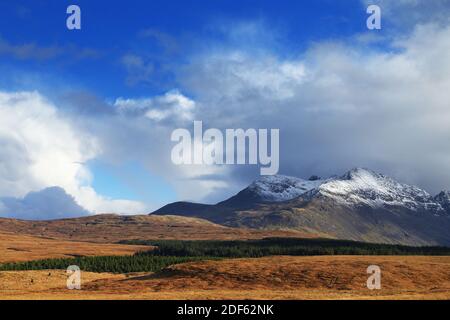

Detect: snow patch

[318,168,443,212]
[248,175,324,202]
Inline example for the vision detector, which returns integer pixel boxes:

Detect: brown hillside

[0,214,319,243]
[0,232,150,263]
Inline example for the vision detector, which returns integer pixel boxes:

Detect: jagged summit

[317,168,442,212]
[247,174,324,202]
[435,191,450,213]
[218,168,450,214]
[225,168,448,214]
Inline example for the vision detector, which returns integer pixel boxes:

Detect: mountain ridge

[152,168,450,245]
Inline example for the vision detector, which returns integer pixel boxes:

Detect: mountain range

[152,168,450,246]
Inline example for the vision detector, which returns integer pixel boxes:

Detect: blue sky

[1,0,450,218]
[0,0,373,97]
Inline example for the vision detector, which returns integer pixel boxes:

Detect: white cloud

[181,52,306,102]
[114,90,195,123]
[0,91,147,216]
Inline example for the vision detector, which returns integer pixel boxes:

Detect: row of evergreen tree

[0,255,213,273]
[128,238,450,258]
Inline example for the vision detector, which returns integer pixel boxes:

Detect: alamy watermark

[367,5,381,30]
[67,265,81,290]
[171,121,279,175]
[66,5,81,30]
[366,265,381,290]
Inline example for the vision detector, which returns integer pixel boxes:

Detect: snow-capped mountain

[152,168,450,246]
[246,175,324,202]
[315,168,446,214]
[223,168,449,215]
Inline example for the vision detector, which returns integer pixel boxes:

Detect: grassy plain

[0,256,449,300]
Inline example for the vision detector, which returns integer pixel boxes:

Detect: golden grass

[0,232,151,263]
[0,215,318,243]
[0,215,447,300]
[1,256,449,300]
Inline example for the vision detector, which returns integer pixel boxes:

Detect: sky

[0,0,450,219]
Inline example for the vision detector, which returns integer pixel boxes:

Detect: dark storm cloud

[0,187,90,220]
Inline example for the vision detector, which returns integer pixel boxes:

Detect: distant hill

[152,168,450,246]
[0,214,313,243]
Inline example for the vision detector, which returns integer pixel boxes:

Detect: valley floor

[1,256,449,300]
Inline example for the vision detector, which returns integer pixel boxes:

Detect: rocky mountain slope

[152,168,450,245]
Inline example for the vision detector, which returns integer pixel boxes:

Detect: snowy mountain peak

[435,191,450,213]
[238,169,449,214]
[341,167,383,180]
[318,168,442,211]
[248,174,324,202]
[435,190,450,200]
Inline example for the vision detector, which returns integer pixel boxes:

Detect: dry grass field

[0,232,150,263]
[0,215,318,243]
[0,215,448,300]
[1,256,449,300]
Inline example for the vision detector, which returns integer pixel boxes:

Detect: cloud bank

[79,19,450,204]
[0,187,89,220]
[192,22,450,196]
[0,91,147,218]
